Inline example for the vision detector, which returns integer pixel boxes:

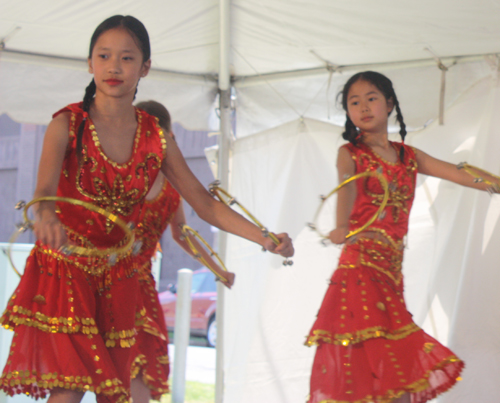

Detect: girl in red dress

[306,71,498,403]
[0,15,292,403]
[130,100,234,402]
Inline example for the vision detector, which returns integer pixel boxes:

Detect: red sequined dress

[131,177,180,399]
[306,142,464,403]
[0,103,166,403]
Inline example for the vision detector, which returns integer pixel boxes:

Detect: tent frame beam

[233,53,497,88]
[0,48,217,86]
[216,0,231,402]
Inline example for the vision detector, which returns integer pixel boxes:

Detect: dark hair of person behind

[76,15,151,161]
[135,100,172,133]
[339,71,407,162]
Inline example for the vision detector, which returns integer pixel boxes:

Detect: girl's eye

[369,97,377,101]
[351,101,359,106]
[123,56,133,61]
[98,54,108,59]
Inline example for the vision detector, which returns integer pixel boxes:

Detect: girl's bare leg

[131,376,151,403]
[393,393,411,403]
[47,388,84,403]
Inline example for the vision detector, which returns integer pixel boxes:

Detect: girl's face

[346,79,393,135]
[88,27,151,101]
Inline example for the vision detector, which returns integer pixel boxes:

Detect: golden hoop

[7,196,136,277]
[208,181,293,266]
[179,224,229,284]
[457,162,500,193]
[309,170,389,241]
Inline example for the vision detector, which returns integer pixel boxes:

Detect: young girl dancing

[0,15,292,403]
[130,100,235,402]
[305,71,497,403]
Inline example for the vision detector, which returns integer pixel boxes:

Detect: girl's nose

[108,58,121,74]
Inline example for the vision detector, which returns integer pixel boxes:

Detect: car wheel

[207,315,216,348]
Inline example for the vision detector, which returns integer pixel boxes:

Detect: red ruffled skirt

[0,242,145,403]
[306,237,464,403]
[131,261,170,400]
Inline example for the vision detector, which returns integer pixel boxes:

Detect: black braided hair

[393,98,407,161]
[75,79,96,160]
[75,15,151,161]
[339,71,408,162]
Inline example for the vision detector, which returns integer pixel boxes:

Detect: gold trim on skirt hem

[310,355,464,403]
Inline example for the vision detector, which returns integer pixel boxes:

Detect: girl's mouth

[104,79,123,86]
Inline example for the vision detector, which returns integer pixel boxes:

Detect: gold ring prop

[179,224,229,284]
[457,162,500,194]
[208,180,293,266]
[308,170,389,245]
[7,197,137,277]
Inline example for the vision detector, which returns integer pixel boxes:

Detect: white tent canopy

[2,0,500,131]
[2,1,500,402]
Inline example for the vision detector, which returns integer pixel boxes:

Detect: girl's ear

[140,59,152,78]
[88,58,93,74]
[387,97,394,115]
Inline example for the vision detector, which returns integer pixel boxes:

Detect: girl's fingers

[264,233,294,257]
[34,220,67,250]
[221,272,235,289]
[53,224,67,250]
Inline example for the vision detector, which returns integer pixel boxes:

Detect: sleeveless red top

[344,141,418,243]
[54,102,167,249]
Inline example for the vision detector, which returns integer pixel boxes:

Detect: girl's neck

[90,93,136,123]
[361,131,391,150]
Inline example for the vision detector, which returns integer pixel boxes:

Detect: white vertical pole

[216,0,231,402]
[172,269,193,403]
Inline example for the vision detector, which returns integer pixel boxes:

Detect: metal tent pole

[215,0,231,402]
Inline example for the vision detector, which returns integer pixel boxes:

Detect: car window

[198,271,217,293]
[191,272,207,293]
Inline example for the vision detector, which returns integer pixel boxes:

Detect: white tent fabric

[224,73,500,402]
[2,0,500,132]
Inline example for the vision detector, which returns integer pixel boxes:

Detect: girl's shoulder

[390,141,417,160]
[52,102,84,119]
[47,103,84,144]
[135,108,168,158]
[339,141,362,160]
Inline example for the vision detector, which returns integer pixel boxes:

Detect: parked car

[158,268,217,347]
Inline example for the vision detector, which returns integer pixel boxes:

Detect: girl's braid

[343,115,360,146]
[393,95,407,162]
[76,79,96,161]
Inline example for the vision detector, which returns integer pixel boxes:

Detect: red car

[158,268,217,347]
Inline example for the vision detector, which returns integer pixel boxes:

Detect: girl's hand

[262,233,294,257]
[33,210,67,250]
[218,271,236,289]
[329,227,349,244]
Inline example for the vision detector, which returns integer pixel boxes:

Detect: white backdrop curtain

[223,72,500,403]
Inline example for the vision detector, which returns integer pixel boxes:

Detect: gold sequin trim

[305,322,421,347]
[32,295,46,305]
[0,369,128,400]
[1,305,98,335]
[88,111,142,170]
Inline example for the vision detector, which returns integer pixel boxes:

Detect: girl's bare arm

[161,136,293,257]
[415,148,499,191]
[329,146,357,244]
[170,202,235,288]
[32,113,71,249]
